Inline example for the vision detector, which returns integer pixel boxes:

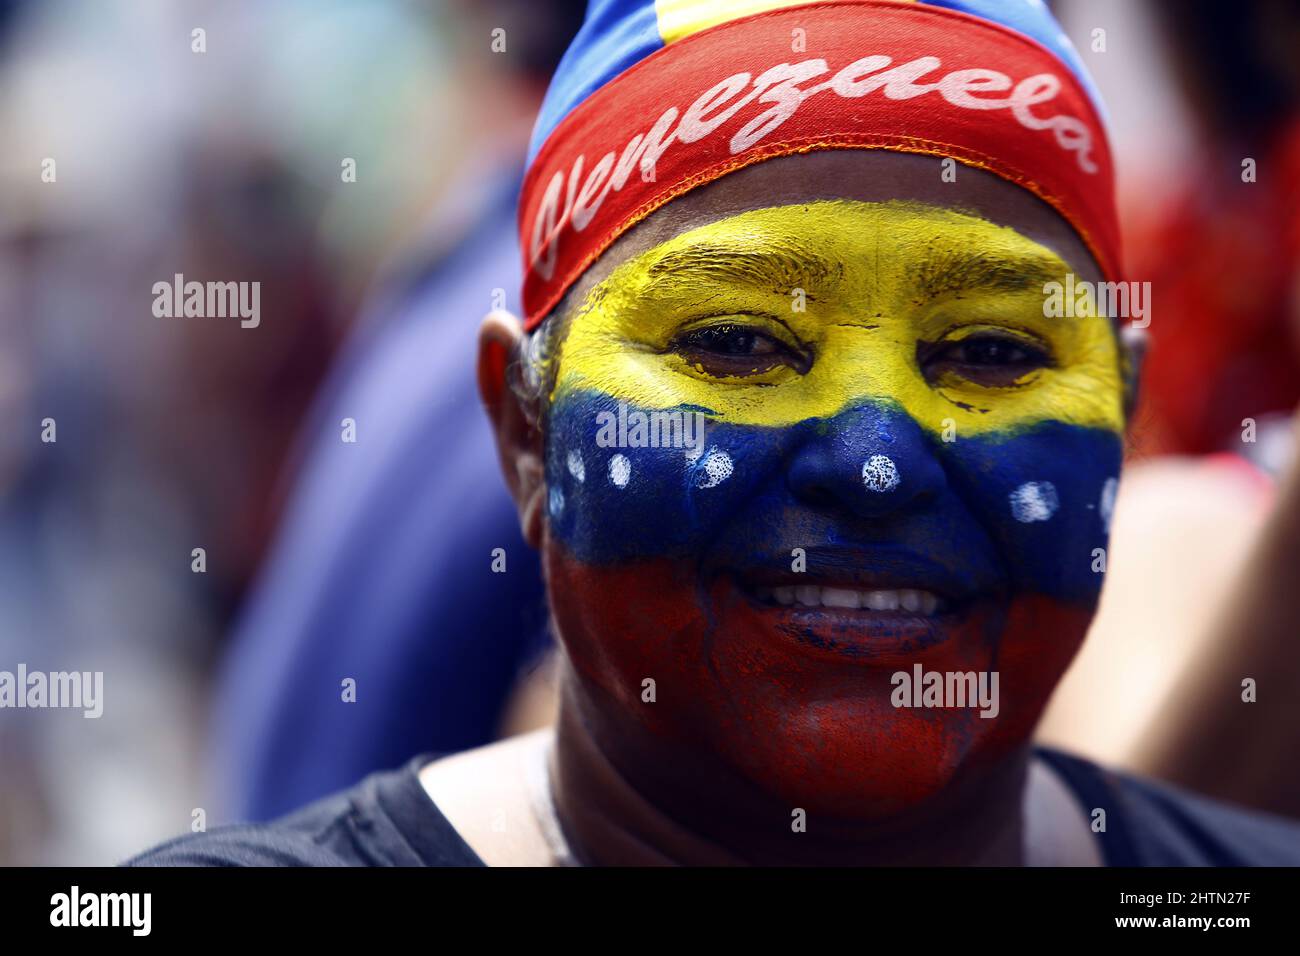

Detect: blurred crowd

[0,0,1296,864]
[0,0,577,864]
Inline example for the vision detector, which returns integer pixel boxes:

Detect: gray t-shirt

[123,748,1300,866]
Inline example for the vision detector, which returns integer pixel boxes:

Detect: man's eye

[947,336,1041,366]
[920,332,1051,387]
[670,322,806,376]
[680,323,774,355]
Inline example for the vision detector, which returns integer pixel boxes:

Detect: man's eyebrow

[908,246,1069,300]
[644,242,844,298]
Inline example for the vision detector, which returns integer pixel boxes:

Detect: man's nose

[785,403,947,519]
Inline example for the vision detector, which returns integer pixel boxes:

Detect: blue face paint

[545,389,1120,606]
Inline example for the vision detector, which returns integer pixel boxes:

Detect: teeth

[820,587,861,609]
[795,585,821,607]
[759,585,944,616]
[864,589,898,611]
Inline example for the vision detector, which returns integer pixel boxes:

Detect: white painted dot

[695,447,734,489]
[1099,476,1118,531]
[548,486,564,518]
[1009,481,1059,523]
[862,455,900,493]
[566,450,585,483]
[608,453,631,488]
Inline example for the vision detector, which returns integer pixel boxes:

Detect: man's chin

[546,547,1093,818]
[703,688,1001,819]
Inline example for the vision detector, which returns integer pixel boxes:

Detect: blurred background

[0,0,1296,865]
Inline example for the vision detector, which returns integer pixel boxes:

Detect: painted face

[541,199,1124,818]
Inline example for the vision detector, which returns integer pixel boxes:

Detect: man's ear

[478,310,546,549]
[1119,323,1147,423]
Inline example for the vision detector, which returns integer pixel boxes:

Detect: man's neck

[549,671,1037,867]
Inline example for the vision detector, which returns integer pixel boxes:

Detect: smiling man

[128,0,1300,867]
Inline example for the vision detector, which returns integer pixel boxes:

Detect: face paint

[542,200,1124,817]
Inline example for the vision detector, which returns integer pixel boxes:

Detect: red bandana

[518,1,1119,330]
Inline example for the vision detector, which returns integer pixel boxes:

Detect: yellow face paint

[551,200,1123,438]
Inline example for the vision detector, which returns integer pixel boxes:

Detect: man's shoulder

[121,820,356,868]
[1040,747,1300,866]
[1114,768,1300,866]
[123,754,483,868]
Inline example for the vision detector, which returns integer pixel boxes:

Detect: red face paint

[547,547,1092,818]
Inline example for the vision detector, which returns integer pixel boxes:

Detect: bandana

[518,0,1119,331]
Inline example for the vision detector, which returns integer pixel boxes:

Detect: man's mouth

[725,561,999,661]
